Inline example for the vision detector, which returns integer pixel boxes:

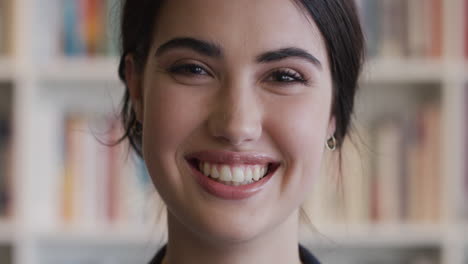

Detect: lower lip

[189,163,275,200]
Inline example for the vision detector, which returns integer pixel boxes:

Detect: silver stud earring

[326,135,337,151]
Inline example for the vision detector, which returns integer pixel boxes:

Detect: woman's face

[130,0,334,243]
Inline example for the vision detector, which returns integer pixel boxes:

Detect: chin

[193,212,271,245]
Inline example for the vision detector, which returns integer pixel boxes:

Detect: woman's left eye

[168,63,211,76]
[266,69,308,84]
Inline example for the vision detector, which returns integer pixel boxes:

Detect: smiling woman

[116,0,364,264]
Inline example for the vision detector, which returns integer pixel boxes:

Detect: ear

[327,115,336,138]
[125,54,144,122]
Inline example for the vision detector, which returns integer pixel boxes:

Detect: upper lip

[185,150,280,166]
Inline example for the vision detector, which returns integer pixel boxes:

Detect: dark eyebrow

[256,47,322,69]
[155,37,222,58]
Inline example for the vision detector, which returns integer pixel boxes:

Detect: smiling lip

[185,151,280,200]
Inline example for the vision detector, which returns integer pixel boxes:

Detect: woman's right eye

[168,63,211,76]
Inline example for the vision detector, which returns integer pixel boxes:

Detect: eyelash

[168,63,211,76]
[168,63,308,85]
[268,69,308,85]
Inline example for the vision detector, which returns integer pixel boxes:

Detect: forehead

[152,0,327,64]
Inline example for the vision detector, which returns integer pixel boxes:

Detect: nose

[208,81,262,146]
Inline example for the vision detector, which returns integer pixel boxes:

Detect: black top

[149,244,320,264]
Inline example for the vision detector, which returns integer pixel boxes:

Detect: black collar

[149,244,321,264]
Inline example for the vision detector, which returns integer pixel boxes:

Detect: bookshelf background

[1,0,468,263]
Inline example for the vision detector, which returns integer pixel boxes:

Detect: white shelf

[30,227,162,245]
[302,224,443,248]
[38,57,121,83]
[362,59,445,83]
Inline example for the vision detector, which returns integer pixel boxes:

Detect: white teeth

[197,161,272,185]
[203,162,211,176]
[232,167,245,182]
[245,167,253,182]
[211,166,220,179]
[253,166,261,181]
[220,165,232,181]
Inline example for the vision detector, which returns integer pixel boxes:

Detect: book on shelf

[0,1,3,55]
[465,0,468,58]
[373,104,441,224]
[0,0,13,55]
[371,116,405,222]
[61,0,120,57]
[306,104,441,226]
[357,0,442,59]
[0,88,12,219]
[0,118,11,219]
[465,85,468,220]
[0,246,11,264]
[60,113,156,228]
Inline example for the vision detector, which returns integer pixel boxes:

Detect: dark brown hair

[117,0,364,157]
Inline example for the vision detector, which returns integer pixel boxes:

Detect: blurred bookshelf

[1,0,468,264]
[304,0,468,264]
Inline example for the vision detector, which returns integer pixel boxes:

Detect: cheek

[270,96,330,152]
[142,93,184,160]
[142,83,203,155]
[140,80,206,188]
[265,93,331,190]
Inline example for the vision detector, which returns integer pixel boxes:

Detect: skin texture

[125,0,335,263]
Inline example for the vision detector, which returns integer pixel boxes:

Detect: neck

[163,210,301,264]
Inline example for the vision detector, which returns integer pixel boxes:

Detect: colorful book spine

[63,0,84,56]
[0,1,4,54]
[407,0,426,57]
[106,117,120,222]
[60,113,154,228]
[465,0,468,58]
[61,115,83,223]
[465,85,468,219]
[372,117,404,222]
[85,0,105,55]
[357,0,443,59]
[105,0,120,56]
[379,0,406,57]
[61,0,119,57]
[430,0,443,57]
[306,104,441,225]
[0,0,13,55]
[360,0,381,58]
